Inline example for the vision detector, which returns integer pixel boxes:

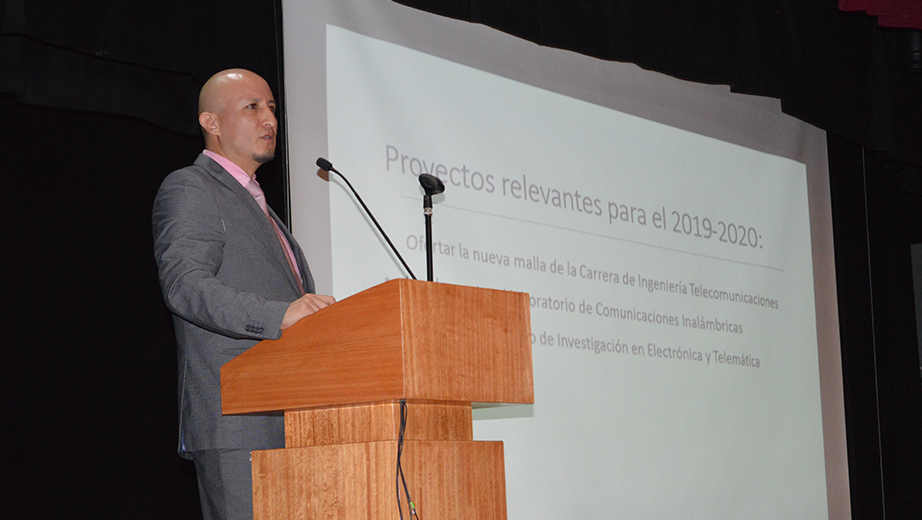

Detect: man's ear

[199,112,219,136]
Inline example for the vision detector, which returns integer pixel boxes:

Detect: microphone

[418,174,445,282]
[316,158,417,280]
[419,174,445,197]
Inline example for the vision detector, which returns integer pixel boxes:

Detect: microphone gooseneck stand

[316,157,417,280]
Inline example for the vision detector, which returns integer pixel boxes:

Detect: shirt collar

[203,149,255,189]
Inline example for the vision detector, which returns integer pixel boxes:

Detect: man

[152,69,335,520]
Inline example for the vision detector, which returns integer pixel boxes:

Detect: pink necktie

[245,179,306,295]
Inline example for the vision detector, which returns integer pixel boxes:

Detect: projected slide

[323,25,827,519]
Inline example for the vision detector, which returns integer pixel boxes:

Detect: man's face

[214,73,278,174]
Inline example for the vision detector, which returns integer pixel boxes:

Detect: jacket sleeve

[152,168,290,340]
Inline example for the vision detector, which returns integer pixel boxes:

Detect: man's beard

[254,151,275,164]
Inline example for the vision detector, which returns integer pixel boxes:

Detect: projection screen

[281,1,848,518]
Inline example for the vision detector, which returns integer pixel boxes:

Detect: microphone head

[419,174,445,196]
[316,157,334,172]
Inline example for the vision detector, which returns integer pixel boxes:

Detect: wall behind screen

[281,1,847,518]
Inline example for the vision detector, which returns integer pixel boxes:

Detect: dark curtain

[1,96,205,518]
[827,136,922,519]
[1,0,283,135]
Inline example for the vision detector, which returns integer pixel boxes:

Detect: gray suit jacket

[152,154,315,456]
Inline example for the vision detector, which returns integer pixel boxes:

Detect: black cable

[396,400,421,519]
[399,402,417,519]
[397,399,405,520]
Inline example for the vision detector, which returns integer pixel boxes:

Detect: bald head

[197,69,278,176]
[199,69,263,115]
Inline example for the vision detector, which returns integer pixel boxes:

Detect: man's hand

[281,293,336,330]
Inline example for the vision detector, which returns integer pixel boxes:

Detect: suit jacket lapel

[195,154,305,295]
[267,205,313,295]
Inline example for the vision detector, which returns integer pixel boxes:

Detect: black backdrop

[2,1,921,518]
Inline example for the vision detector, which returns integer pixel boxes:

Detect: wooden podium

[221,279,534,519]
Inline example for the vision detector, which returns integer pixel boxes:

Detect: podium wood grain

[221,279,533,414]
[284,401,473,447]
[252,440,507,520]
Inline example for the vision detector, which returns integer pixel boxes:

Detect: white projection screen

[282,1,849,518]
